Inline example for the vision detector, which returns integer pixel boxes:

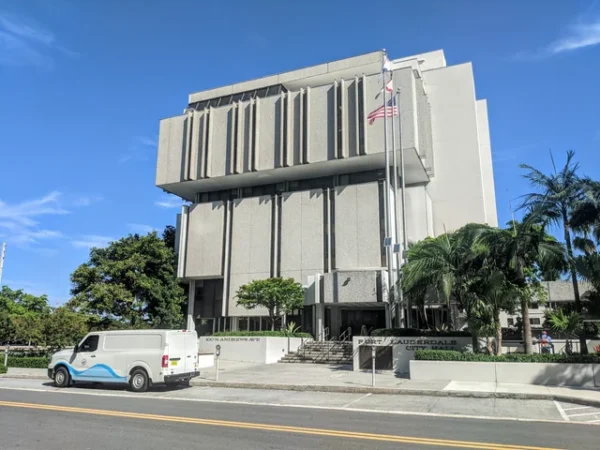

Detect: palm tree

[403,224,489,352]
[544,309,584,355]
[473,271,519,355]
[520,150,589,353]
[477,220,566,354]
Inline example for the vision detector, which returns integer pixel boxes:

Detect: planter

[198,336,309,364]
[410,360,600,387]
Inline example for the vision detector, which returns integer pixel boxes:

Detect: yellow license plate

[170,360,178,366]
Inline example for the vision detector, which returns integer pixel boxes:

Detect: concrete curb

[0,374,48,380]
[189,380,600,408]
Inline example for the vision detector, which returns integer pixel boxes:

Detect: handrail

[319,327,330,342]
[339,327,352,342]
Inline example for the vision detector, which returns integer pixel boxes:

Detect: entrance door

[341,309,386,336]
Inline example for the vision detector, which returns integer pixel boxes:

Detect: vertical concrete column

[187,280,196,331]
[315,303,325,341]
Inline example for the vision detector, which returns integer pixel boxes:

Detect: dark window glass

[80,335,99,352]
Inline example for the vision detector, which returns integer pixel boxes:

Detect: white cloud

[155,194,185,209]
[0,11,75,68]
[128,223,157,234]
[119,136,158,164]
[71,235,114,249]
[0,191,67,247]
[548,19,600,54]
[71,195,103,207]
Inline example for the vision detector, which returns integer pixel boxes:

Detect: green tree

[236,277,304,331]
[520,150,589,353]
[0,286,50,345]
[544,309,584,355]
[162,225,177,252]
[477,219,566,353]
[472,272,519,355]
[44,307,89,348]
[403,224,490,352]
[69,232,185,329]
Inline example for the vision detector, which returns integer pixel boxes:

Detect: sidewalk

[4,362,600,407]
[191,360,600,407]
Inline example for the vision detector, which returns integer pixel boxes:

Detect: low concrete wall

[198,336,308,364]
[410,360,600,387]
[197,353,214,369]
[409,361,497,382]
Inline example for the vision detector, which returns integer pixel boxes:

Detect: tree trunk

[467,316,480,353]
[521,297,533,354]
[269,308,275,331]
[495,308,502,356]
[563,220,588,354]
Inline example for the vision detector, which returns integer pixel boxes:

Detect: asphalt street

[0,385,597,449]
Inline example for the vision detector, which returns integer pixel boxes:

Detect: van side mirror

[73,345,78,353]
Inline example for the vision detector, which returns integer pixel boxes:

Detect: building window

[530,318,541,325]
[507,318,514,327]
[531,302,539,310]
[238,317,249,332]
[249,317,261,331]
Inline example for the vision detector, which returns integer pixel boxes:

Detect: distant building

[500,280,594,330]
[155,50,498,338]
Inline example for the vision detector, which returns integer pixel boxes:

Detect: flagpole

[396,87,410,328]
[391,92,404,328]
[382,51,393,324]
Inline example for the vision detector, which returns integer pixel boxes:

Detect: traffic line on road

[553,401,570,422]
[561,406,590,411]
[0,400,562,450]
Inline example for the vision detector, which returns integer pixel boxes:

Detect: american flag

[367,96,398,125]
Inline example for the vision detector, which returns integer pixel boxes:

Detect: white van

[47,329,200,392]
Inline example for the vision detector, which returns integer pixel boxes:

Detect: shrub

[0,364,6,374]
[6,356,50,368]
[414,350,600,364]
[212,331,312,338]
[372,328,472,337]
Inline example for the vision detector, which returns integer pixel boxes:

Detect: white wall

[185,202,225,278]
[476,99,498,227]
[423,63,488,234]
[227,196,272,316]
[410,360,600,387]
[198,336,307,364]
[280,189,325,284]
[333,182,381,269]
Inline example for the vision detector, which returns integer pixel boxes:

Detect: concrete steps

[279,341,354,365]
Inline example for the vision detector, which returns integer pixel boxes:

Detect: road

[0,383,597,449]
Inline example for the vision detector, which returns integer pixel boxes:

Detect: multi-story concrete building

[155,49,498,337]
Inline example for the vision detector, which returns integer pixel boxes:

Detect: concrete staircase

[279,340,353,365]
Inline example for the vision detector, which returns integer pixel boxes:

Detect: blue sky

[1,0,599,304]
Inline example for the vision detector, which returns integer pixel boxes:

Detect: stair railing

[339,327,352,342]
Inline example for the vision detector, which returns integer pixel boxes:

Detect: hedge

[0,364,6,374]
[212,331,312,338]
[414,350,600,364]
[372,328,472,337]
[6,356,50,368]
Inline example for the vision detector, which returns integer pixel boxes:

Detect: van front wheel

[129,369,149,393]
[54,367,70,388]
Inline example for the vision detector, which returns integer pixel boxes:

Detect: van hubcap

[56,372,65,384]
[132,374,145,389]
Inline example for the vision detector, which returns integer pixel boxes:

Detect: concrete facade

[155,50,498,337]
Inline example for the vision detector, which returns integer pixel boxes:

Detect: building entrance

[341,308,386,337]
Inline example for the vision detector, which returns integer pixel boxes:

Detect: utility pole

[0,242,6,286]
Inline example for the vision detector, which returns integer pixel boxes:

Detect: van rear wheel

[129,369,149,393]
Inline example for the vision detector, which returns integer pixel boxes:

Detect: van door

[70,335,126,383]
[183,331,198,373]
[165,332,186,376]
